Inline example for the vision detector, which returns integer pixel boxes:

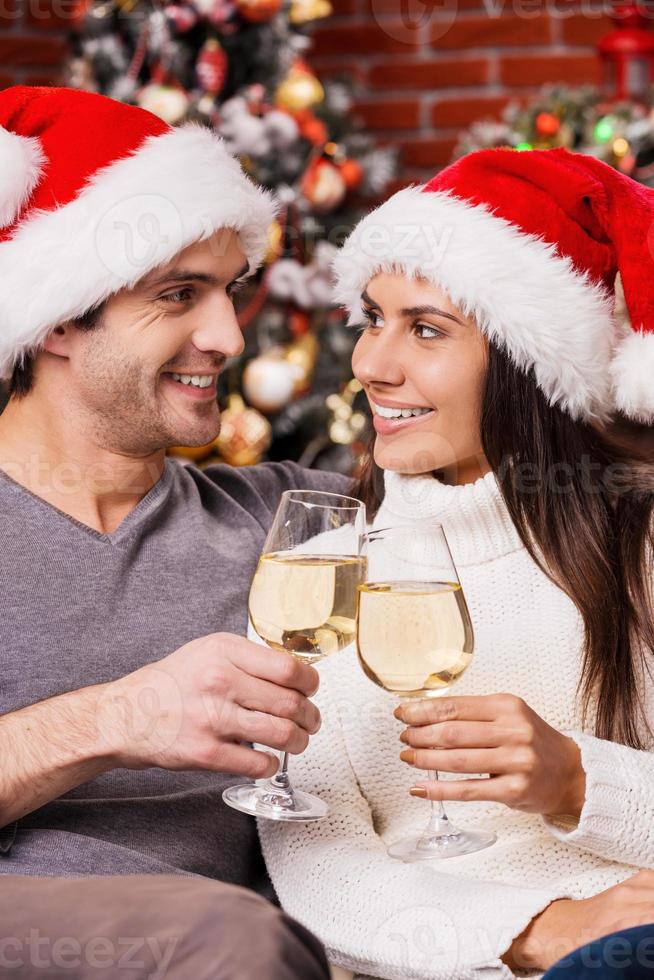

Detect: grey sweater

[0,458,351,889]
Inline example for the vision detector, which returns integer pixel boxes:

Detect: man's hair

[9,302,107,398]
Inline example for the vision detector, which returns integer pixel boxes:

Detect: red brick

[500,53,600,86]
[0,35,69,64]
[312,58,367,84]
[0,0,21,24]
[430,13,551,49]
[400,137,458,168]
[312,23,417,56]
[431,95,512,128]
[354,98,420,130]
[368,57,489,89]
[26,0,81,29]
[558,11,612,45]
[330,0,358,12]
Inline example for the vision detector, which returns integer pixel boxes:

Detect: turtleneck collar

[378,467,526,566]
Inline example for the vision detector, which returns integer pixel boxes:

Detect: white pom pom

[0,128,46,229]
[609,328,654,423]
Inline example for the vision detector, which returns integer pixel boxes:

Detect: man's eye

[160,287,194,304]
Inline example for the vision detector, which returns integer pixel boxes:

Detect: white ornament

[242,353,296,413]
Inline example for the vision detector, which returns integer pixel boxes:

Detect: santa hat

[0,85,278,380]
[332,146,654,424]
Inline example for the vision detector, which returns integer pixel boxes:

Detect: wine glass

[223,489,367,822]
[356,521,496,861]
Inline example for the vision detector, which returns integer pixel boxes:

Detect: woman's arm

[256,653,565,980]
[541,729,654,867]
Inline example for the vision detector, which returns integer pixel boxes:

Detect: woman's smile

[369,396,436,435]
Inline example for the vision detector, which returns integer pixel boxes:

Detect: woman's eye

[358,308,382,331]
[415,323,443,339]
[160,287,194,304]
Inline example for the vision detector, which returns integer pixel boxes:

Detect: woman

[257,147,654,980]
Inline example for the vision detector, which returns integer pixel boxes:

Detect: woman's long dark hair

[353,342,654,748]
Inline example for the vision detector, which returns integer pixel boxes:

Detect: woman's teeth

[169,373,214,388]
[372,402,433,420]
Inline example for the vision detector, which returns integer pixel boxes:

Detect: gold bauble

[289,0,332,23]
[284,331,319,393]
[265,219,283,264]
[275,62,324,112]
[168,439,218,462]
[215,394,272,466]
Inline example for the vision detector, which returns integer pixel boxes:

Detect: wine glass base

[222,782,329,822]
[388,827,497,862]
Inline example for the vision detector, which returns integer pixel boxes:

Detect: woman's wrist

[547,735,586,821]
[502,898,577,972]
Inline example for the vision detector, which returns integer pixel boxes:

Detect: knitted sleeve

[257,656,566,980]
[542,729,654,866]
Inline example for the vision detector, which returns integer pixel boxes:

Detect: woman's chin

[373,435,449,475]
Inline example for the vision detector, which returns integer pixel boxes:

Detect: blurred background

[1,0,651,474]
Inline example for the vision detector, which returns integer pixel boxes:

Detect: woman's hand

[395,693,586,819]
[504,870,654,972]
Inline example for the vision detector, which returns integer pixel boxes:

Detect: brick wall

[313,0,612,188]
[0,0,612,183]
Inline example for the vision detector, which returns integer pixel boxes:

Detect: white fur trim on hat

[608,328,654,424]
[332,185,619,424]
[0,128,46,229]
[0,123,278,379]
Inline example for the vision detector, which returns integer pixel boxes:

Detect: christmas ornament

[339,157,364,190]
[275,60,324,112]
[236,0,281,20]
[242,351,297,413]
[196,38,228,95]
[267,241,338,309]
[289,0,332,23]
[215,394,272,465]
[168,438,218,462]
[165,4,199,33]
[218,98,300,158]
[301,156,347,212]
[285,330,319,394]
[326,379,367,446]
[296,110,328,146]
[535,111,560,137]
[193,0,236,28]
[137,83,189,124]
[265,219,283,264]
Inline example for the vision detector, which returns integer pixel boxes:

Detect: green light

[594,118,614,143]
[516,142,532,151]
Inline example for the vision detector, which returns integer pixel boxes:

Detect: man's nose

[191,297,245,360]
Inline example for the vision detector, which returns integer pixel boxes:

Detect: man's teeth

[169,373,214,388]
[372,402,433,420]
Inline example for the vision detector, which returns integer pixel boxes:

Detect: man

[0,85,351,977]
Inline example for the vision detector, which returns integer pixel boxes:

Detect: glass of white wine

[357,522,497,861]
[223,489,367,822]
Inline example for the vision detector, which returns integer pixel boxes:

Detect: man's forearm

[0,684,117,827]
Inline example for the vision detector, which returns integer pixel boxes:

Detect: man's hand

[395,693,585,819]
[504,870,654,972]
[99,632,321,779]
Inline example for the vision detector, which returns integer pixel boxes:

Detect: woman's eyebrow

[360,289,463,325]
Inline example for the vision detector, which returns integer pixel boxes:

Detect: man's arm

[0,684,113,828]
[0,631,320,831]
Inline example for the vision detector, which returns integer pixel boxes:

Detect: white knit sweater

[256,468,654,980]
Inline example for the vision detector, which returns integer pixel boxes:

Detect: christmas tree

[64,0,395,474]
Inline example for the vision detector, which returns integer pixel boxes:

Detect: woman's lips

[372,409,436,435]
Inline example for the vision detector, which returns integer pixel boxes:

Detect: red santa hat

[0,85,278,380]
[332,146,654,425]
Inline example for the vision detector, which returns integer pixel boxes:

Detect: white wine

[249,552,368,664]
[356,580,474,697]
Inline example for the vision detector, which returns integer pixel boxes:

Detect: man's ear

[42,322,73,360]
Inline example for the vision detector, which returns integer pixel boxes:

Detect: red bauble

[535,112,560,137]
[236,0,282,21]
[339,157,363,190]
[196,38,228,95]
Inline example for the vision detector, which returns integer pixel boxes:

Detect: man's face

[49,229,249,455]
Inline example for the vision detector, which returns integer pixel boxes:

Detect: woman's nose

[353,332,406,387]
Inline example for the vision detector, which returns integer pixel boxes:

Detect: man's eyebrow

[360,289,463,325]
[146,262,250,290]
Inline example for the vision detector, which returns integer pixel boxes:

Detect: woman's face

[351,272,490,484]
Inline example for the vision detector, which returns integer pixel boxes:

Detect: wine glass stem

[423,770,455,836]
[270,752,291,791]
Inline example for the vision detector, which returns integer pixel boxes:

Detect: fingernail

[393,705,404,721]
[400,749,415,765]
[410,787,427,798]
[399,730,409,744]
